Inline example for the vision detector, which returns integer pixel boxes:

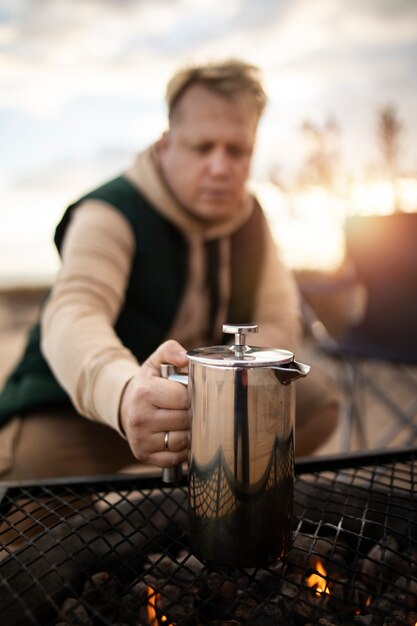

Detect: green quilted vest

[0,176,264,424]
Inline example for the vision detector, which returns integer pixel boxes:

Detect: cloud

[0,0,416,180]
[0,0,416,282]
[0,0,242,65]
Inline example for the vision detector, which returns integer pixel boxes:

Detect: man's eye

[228,146,247,158]
[192,144,212,153]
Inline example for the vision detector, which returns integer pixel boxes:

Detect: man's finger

[144,339,188,376]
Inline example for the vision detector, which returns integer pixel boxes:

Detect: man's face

[157,84,258,222]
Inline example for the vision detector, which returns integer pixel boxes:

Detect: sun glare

[252,180,346,271]
[252,175,417,273]
[1,174,416,287]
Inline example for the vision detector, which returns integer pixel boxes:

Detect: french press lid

[187,324,294,368]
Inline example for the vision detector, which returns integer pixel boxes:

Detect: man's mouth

[201,188,233,200]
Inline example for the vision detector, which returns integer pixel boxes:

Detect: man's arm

[40,200,140,433]
[41,200,190,467]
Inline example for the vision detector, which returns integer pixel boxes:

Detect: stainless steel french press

[162,323,310,567]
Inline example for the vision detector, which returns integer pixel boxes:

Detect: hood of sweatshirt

[124,143,254,242]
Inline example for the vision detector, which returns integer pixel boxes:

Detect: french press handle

[223,323,258,355]
[160,364,187,484]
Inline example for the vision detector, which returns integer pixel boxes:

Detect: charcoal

[279,574,304,600]
[232,593,259,621]
[249,599,286,624]
[193,571,240,619]
[53,531,417,626]
[367,594,395,619]
[293,597,318,623]
[81,571,119,610]
[317,617,341,625]
[115,591,142,624]
[249,565,284,597]
[153,582,195,623]
[354,616,377,625]
[3,462,417,626]
[0,487,188,626]
[382,610,413,626]
[408,547,417,576]
[130,580,149,600]
[294,481,417,553]
[286,582,327,623]
[55,623,89,626]
[328,576,371,617]
[58,597,93,626]
[392,575,417,608]
[358,535,408,592]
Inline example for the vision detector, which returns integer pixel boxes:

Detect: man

[0,59,339,480]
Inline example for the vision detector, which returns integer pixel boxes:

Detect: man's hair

[166,59,267,123]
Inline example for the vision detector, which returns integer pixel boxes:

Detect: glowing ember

[306,559,330,596]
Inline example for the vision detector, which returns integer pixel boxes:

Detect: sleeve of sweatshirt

[40,200,140,434]
[251,215,302,353]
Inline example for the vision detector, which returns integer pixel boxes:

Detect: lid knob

[223,323,258,356]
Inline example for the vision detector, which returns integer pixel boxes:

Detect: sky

[1,0,417,283]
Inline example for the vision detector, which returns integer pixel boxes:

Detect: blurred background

[1,0,417,453]
[1,0,416,286]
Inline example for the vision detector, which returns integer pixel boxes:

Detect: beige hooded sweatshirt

[41,146,302,434]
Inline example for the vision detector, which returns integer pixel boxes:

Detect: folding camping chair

[304,212,417,451]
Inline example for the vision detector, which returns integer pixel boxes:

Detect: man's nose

[208,148,231,176]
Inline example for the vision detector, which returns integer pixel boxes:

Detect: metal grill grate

[1,447,417,625]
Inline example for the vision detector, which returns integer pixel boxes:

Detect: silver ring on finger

[164,431,170,451]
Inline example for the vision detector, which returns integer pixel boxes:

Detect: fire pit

[1,447,417,625]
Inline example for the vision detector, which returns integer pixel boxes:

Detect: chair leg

[339,359,417,450]
[339,358,368,451]
[362,369,417,448]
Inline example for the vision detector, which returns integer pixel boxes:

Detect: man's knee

[0,407,135,481]
[295,401,339,456]
[295,367,340,456]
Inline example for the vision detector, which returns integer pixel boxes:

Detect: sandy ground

[1,286,417,461]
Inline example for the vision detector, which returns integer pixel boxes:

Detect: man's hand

[119,340,190,467]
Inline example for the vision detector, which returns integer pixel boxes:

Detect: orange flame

[355,595,372,615]
[146,586,173,625]
[147,586,159,626]
[306,559,330,596]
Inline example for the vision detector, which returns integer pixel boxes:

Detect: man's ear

[156,131,170,156]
